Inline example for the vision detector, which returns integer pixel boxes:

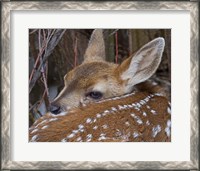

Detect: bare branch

[29,29,66,93]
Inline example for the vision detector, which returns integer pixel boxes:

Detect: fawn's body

[29,29,171,142]
[29,92,171,142]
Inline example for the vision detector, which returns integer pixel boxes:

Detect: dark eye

[86,91,103,100]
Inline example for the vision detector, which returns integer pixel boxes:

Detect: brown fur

[30,30,170,142]
[51,31,166,110]
[52,61,124,109]
[29,92,171,142]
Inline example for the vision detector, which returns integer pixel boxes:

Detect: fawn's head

[50,30,165,114]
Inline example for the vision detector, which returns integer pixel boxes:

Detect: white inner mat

[11,10,190,161]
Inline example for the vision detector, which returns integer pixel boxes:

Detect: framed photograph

[1,1,199,170]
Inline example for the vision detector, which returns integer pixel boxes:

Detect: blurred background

[29,29,171,126]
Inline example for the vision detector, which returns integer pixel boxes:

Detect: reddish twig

[115,31,119,64]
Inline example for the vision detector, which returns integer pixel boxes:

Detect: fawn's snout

[49,103,62,115]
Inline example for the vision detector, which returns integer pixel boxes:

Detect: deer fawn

[29,29,171,142]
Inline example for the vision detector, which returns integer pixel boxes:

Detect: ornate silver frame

[1,1,199,170]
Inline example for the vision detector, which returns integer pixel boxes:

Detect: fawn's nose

[50,104,62,115]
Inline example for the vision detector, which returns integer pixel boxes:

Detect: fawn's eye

[86,91,103,100]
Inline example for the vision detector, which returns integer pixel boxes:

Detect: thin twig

[39,29,41,50]
[109,29,119,37]
[29,33,47,82]
[29,29,66,93]
[29,102,39,112]
[74,35,78,67]
[115,31,119,64]
[29,29,38,35]
[40,30,50,102]
[37,89,47,110]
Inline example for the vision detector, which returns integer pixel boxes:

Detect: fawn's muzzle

[50,104,62,115]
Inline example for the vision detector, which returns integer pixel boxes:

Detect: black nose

[50,105,61,115]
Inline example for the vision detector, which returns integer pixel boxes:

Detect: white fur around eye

[92,81,107,93]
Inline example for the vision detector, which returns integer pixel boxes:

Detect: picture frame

[1,1,199,170]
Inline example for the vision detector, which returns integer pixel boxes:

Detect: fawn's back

[29,92,171,142]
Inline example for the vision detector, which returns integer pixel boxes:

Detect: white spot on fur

[131,113,143,125]
[49,118,58,122]
[118,105,124,110]
[131,103,136,107]
[154,93,162,96]
[78,125,85,133]
[76,137,82,142]
[150,94,154,98]
[144,97,150,102]
[96,113,101,118]
[115,129,122,136]
[86,118,92,124]
[98,133,107,141]
[111,97,120,100]
[31,129,38,134]
[151,110,157,115]
[80,129,84,133]
[136,103,141,108]
[143,112,147,116]
[123,105,128,109]
[86,134,93,142]
[140,100,146,105]
[146,105,151,109]
[121,132,131,141]
[128,104,133,108]
[102,110,109,116]
[152,125,162,137]
[104,110,110,113]
[134,107,140,111]
[165,120,171,137]
[61,138,67,142]
[48,113,57,117]
[35,119,48,128]
[93,126,98,130]
[102,124,108,129]
[67,133,75,139]
[133,132,139,138]
[78,124,84,129]
[57,112,68,116]
[125,121,130,126]
[111,107,117,112]
[30,135,38,142]
[167,107,171,114]
[41,125,48,129]
[167,120,171,127]
[72,129,79,134]
[146,120,150,125]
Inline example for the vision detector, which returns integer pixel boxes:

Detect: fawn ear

[84,29,106,63]
[119,37,165,92]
